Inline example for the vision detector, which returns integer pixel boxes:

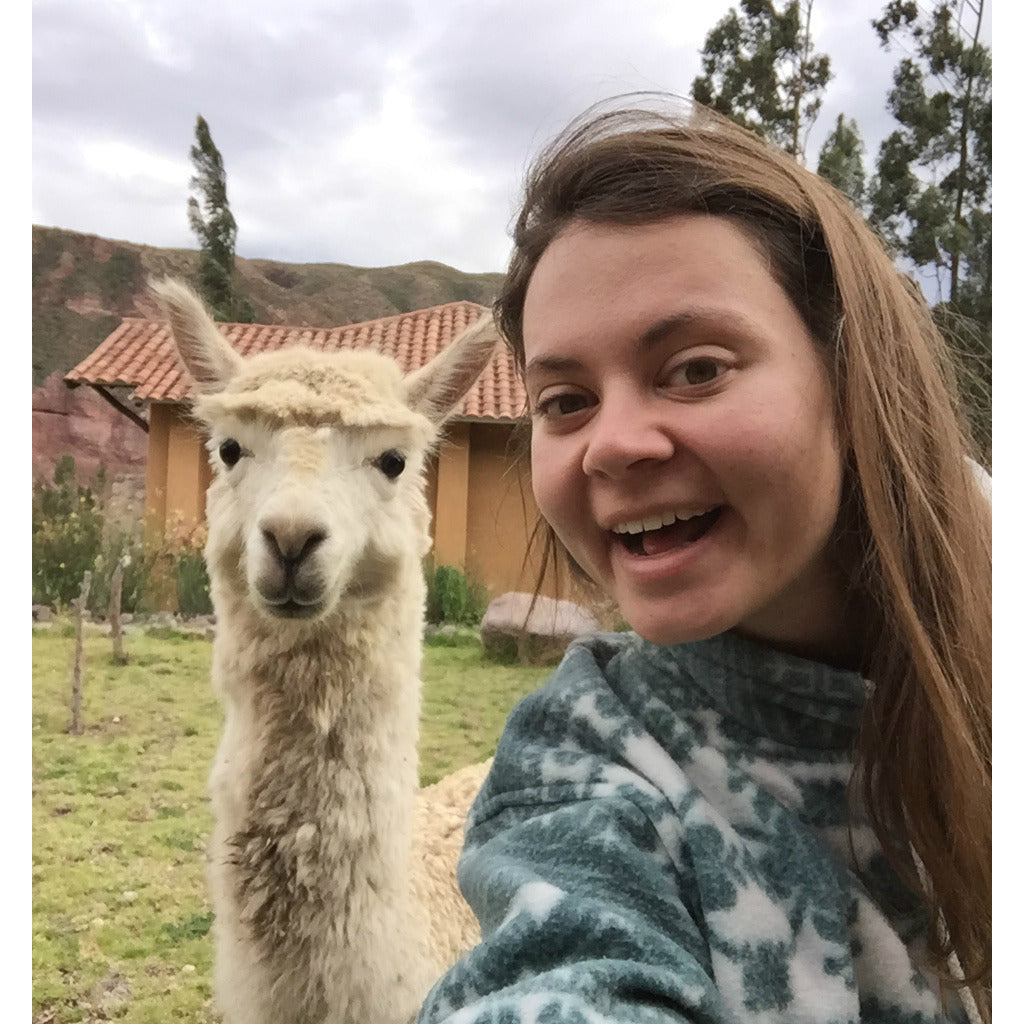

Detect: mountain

[31,225,505,483]
[32,224,505,388]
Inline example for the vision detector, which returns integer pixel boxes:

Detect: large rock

[480,592,599,666]
[32,370,148,484]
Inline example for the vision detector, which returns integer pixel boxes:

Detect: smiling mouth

[611,507,723,557]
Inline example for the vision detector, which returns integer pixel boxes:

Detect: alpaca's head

[151,278,498,623]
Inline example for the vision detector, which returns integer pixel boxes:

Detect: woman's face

[523,215,850,657]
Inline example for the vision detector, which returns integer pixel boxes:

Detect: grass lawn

[32,622,550,1023]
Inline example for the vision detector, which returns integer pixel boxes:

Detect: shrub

[87,530,149,616]
[424,562,488,626]
[146,519,212,617]
[175,543,212,617]
[32,456,212,616]
[32,456,105,608]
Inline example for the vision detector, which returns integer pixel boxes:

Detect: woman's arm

[418,781,728,1024]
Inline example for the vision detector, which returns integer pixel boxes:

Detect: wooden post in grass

[108,559,129,665]
[68,570,92,735]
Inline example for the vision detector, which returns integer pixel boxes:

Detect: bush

[87,530,149,616]
[175,542,212,617]
[32,456,106,608]
[142,519,212,617]
[424,563,488,626]
[32,455,212,616]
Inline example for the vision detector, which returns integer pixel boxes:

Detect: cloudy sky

[32,0,993,275]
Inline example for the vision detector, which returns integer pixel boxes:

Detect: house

[65,300,561,606]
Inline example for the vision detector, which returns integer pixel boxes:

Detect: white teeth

[610,509,711,535]
[612,520,643,536]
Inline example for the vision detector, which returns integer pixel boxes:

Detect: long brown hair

[495,98,991,1015]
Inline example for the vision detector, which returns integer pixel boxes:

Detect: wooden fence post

[108,560,128,665]
[68,571,92,736]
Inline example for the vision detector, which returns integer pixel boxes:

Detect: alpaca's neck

[206,559,435,1022]
[209,558,426,859]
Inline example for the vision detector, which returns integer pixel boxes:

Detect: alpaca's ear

[150,277,244,393]
[405,313,499,425]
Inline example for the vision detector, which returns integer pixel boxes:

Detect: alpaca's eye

[219,439,243,468]
[375,449,406,480]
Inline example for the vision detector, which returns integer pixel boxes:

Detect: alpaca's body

[152,279,497,1024]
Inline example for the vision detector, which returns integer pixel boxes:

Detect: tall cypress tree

[187,115,253,322]
[691,0,832,159]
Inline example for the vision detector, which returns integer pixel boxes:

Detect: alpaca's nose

[259,516,328,569]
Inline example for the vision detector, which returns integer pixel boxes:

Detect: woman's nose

[581,394,675,479]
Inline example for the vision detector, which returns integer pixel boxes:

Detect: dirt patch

[65,294,110,317]
[88,971,131,1013]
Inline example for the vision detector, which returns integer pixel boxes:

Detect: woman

[418,99,991,1024]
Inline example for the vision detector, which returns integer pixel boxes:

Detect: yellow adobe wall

[424,451,439,544]
[426,420,543,596]
[462,422,597,607]
[462,422,541,595]
[143,404,211,610]
[144,403,210,541]
[431,421,471,570]
[167,413,209,537]
[144,403,172,539]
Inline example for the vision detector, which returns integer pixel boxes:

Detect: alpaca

[151,279,498,1024]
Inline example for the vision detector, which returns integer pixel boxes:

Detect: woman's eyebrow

[523,354,585,382]
[523,307,759,381]
[637,308,758,350]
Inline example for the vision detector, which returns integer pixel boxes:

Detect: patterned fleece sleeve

[417,683,730,1023]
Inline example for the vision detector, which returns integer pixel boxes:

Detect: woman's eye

[219,439,244,467]
[535,391,594,419]
[670,357,723,387]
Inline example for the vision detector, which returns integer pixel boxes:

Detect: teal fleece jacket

[418,630,965,1024]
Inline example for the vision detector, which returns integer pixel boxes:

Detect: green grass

[420,642,549,784]
[32,624,549,1023]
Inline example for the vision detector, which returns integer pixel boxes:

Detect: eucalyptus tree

[870,0,990,308]
[817,114,867,211]
[691,0,832,160]
[870,0,991,454]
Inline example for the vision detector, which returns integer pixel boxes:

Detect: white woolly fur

[151,278,498,1024]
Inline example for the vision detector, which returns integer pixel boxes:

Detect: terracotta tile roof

[65,300,527,422]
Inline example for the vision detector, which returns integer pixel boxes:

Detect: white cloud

[78,138,188,190]
[31,0,992,272]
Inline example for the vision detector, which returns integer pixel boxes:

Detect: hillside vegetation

[32,225,505,387]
